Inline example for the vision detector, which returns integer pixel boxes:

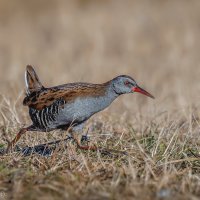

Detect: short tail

[25,65,44,95]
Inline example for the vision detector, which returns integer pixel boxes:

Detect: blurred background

[0,0,200,124]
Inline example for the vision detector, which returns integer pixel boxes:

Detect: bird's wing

[23,83,108,110]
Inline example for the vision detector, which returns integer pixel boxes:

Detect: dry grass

[1,0,200,199]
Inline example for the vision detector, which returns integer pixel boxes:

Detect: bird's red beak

[132,86,155,99]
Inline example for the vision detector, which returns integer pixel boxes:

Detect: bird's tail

[25,65,44,95]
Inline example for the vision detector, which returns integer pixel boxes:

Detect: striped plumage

[7,65,154,153]
[29,99,65,131]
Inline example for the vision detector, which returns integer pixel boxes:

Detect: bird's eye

[124,81,130,85]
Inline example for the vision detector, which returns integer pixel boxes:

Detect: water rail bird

[7,65,154,153]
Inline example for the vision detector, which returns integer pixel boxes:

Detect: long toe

[77,144,98,151]
[99,148,128,156]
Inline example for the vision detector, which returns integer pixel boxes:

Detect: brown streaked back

[25,65,44,95]
[23,82,109,111]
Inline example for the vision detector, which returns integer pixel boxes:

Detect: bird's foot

[76,143,97,151]
[73,134,127,156]
[76,141,128,156]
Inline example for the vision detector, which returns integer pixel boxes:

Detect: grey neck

[105,81,120,102]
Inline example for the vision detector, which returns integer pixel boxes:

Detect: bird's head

[111,75,154,99]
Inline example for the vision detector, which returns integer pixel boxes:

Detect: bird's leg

[72,133,127,155]
[70,123,97,151]
[71,125,127,155]
[81,135,90,142]
[72,133,97,151]
[81,127,90,142]
[6,126,33,153]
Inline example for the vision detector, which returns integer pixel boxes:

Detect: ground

[1,114,200,200]
[0,0,200,199]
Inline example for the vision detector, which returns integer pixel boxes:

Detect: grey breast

[56,90,118,126]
